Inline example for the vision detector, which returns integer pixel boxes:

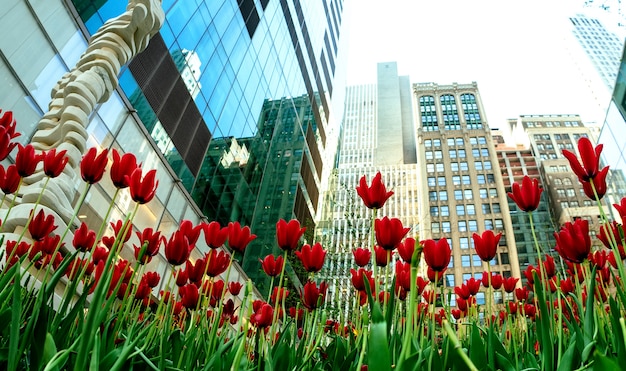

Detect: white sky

[343,0,625,136]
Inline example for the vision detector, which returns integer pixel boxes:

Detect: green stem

[443,320,479,371]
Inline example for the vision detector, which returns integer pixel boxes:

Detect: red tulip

[562,137,603,182]
[543,255,556,279]
[0,164,20,194]
[72,222,96,252]
[110,220,133,243]
[614,197,626,224]
[142,271,161,288]
[178,220,203,247]
[91,246,109,265]
[179,283,199,310]
[295,242,326,273]
[502,277,519,293]
[205,249,230,277]
[350,268,374,291]
[427,266,446,284]
[375,217,410,251]
[228,281,243,296]
[271,287,290,304]
[0,110,18,137]
[397,237,416,263]
[4,240,30,268]
[301,280,328,311]
[466,277,481,295]
[260,254,284,277]
[251,303,274,328]
[598,221,624,254]
[28,209,57,241]
[356,172,394,209]
[374,245,392,267]
[454,283,472,300]
[203,221,228,249]
[0,127,18,162]
[515,287,529,301]
[80,147,109,184]
[421,238,451,272]
[560,278,575,295]
[42,148,68,178]
[482,272,502,289]
[582,166,609,200]
[175,267,189,287]
[395,260,412,292]
[110,149,138,189]
[227,221,256,253]
[15,144,42,178]
[472,230,501,262]
[352,247,371,267]
[134,228,164,264]
[127,168,158,204]
[164,230,193,266]
[507,175,542,212]
[276,219,306,251]
[554,219,591,264]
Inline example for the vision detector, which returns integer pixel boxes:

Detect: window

[425,139,432,147]
[441,206,450,216]
[481,149,489,157]
[475,161,483,170]
[451,163,459,171]
[442,222,451,233]
[436,163,444,172]
[438,177,446,186]
[479,189,488,198]
[468,220,478,231]
[428,177,436,187]
[458,221,467,232]
[464,189,473,199]
[472,149,480,157]
[460,237,470,249]
[430,206,439,216]
[487,174,495,183]
[467,204,476,215]
[455,190,463,200]
[458,149,466,158]
[450,150,457,158]
[462,175,471,185]
[489,189,497,198]
[431,222,440,234]
[461,255,471,267]
[425,151,433,160]
[472,255,482,267]
[456,138,464,146]
[482,204,491,214]
[433,139,441,147]
[447,138,455,146]
[446,274,455,287]
[435,151,443,159]
[457,205,465,215]
[566,189,576,197]
[452,175,461,185]
[429,191,438,201]
[427,164,435,172]
[492,204,501,213]
[477,175,486,184]
[495,219,503,229]
[470,137,478,145]
[478,137,486,145]
[439,191,448,201]
[484,161,492,170]
[460,162,469,171]
[485,220,493,230]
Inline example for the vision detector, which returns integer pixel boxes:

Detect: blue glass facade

[70,0,347,293]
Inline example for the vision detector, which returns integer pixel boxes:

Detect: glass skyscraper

[0,0,348,294]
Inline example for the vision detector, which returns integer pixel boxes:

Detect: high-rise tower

[415,82,521,306]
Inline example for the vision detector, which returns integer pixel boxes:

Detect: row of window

[431,219,504,234]
[426,160,492,172]
[429,188,498,201]
[424,136,488,147]
[526,121,581,128]
[430,203,501,217]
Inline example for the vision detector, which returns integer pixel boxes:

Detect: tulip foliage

[2,109,626,370]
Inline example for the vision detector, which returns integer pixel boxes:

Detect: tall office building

[509,114,607,249]
[317,62,420,319]
[495,140,556,279]
[0,0,348,294]
[567,13,625,124]
[415,82,521,306]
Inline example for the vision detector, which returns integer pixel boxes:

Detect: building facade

[316,62,420,319]
[0,0,348,294]
[415,82,521,306]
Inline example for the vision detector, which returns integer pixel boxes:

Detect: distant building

[415,82,522,306]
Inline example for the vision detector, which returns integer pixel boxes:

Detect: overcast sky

[343,0,625,136]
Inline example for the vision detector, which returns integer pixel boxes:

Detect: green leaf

[468,323,486,371]
[557,335,579,371]
[90,331,100,371]
[42,333,58,370]
[533,272,554,370]
[8,266,22,371]
[583,266,598,342]
[592,350,621,370]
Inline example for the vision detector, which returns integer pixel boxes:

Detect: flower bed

[1,109,626,370]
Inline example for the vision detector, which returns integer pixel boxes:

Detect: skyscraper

[0,0,348,294]
[317,62,420,318]
[415,82,521,306]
